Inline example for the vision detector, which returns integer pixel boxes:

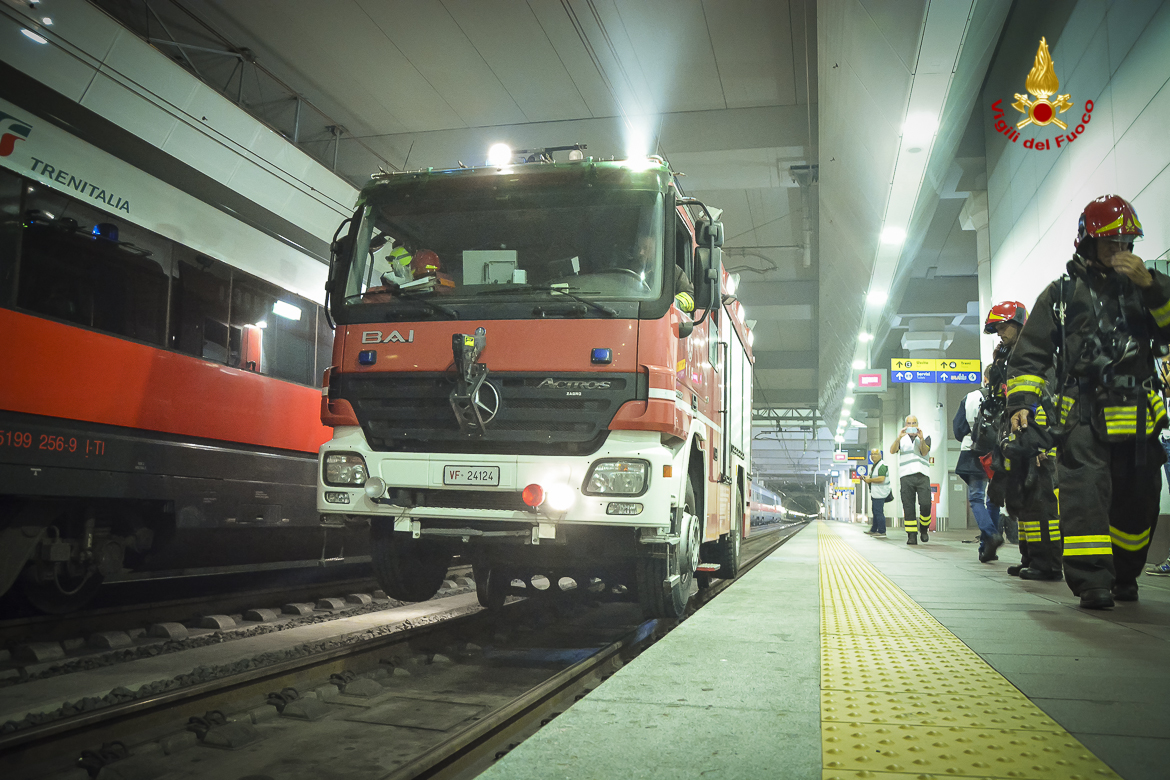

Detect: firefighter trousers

[1001,456,1061,574]
[1056,417,1163,594]
[899,472,932,536]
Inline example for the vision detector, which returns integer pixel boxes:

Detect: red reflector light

[522,484,545,507]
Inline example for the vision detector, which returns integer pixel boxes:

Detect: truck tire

[473,564,508,610]
[370,521,451,602]
[637,479,699,619]
[715,482,743,580]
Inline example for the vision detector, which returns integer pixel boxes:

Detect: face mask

[906,427,918,435]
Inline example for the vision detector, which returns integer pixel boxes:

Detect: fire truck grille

[388,489,530,512]
[334,372,643,456]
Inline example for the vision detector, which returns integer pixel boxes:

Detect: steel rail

[390,521,808,780]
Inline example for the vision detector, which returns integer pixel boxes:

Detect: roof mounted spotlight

[487,143,512,168]
[511,143,588,163]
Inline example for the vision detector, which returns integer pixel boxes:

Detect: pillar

[881,393,902,526]
[902,319,954,528]
[960,191,994,367]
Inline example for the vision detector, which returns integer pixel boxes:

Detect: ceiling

[90,0,1027,482]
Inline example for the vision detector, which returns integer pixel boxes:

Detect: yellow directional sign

[892,358,981,371]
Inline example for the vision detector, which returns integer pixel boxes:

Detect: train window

[17,185,170,345]
[229,272,317,385]
[0,169,21,305]
[171,248,232,362]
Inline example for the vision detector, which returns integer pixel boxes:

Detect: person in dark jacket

[1007,194,1170,609]
[954,372,1003,561]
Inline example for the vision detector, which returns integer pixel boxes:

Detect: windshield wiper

[477,284,617,317]
[383,284,459,318]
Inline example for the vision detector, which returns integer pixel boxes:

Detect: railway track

[0,521,804,780]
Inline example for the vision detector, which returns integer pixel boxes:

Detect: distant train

[749,483,785,528]
[0,97,365,613]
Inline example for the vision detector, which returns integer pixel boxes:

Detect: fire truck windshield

[343,185,664,314]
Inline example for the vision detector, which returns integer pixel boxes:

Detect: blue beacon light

[591,348,612,364]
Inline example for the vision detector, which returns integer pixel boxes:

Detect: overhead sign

[892,369,939,384]
[891,357,981,384]
[851,369,888,394]
[832,451,848,462]
[940,370,980,384]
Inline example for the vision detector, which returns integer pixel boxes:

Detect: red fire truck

[317,149,754,618]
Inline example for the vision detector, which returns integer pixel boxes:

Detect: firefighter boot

[1079,588,1114,610]
[918,516,930,542]
[1113,582,1139,602]
[1020,567,1063,581]
[907,532,918,545]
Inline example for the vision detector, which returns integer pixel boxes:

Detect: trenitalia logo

[536,379,611,390]
[0,112,32,157]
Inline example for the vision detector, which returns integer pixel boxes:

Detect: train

[749,483,785,527]
[0,94,366,614]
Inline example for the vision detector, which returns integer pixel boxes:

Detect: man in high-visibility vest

[674,265,695,313]
[891,414,932,545]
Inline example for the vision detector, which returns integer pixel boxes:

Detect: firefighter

[1007,194,1170,609]
[984,302,1062,580]
[674,265,695,312]
[890,415,931,544]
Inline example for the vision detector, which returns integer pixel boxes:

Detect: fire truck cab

[318,150,754,618]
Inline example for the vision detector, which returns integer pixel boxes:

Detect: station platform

[481,521,1170,780]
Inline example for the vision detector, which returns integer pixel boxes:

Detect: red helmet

[1076,194,1143,250]
[984,301,1027,334]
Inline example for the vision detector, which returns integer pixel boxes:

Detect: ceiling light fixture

[851,359,864,370]
[858,332,873,343]
[21,28,48,44]
[902,112,939,145]
[880,226,906,245]
[843,396,854,405]
[867,290,888,304]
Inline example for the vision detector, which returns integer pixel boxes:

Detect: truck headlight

[583,459,649,496]
[323,452,368,486]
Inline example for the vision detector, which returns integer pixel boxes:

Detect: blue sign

[892,370,938,383]
[939,370,980,384]
[855,464,868,477]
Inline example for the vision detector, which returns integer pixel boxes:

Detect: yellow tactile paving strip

[818,522,1121,780]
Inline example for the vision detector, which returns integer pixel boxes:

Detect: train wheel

[716,483,743,580]
[370,521,451,602]
[20,569,104,615]
[473,564,509,610]
[637,479,700,619]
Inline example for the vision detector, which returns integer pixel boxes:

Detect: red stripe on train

[0,308,330,453]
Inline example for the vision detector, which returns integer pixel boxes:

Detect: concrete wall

[983,0,1170,309]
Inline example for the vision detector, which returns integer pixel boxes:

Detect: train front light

[583,459,649,496]
[323,452,368,486]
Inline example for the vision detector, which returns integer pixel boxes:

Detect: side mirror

[326,235,353,294]
[696,219,724,248]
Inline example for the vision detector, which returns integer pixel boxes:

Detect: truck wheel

[715,483,743,580]
[370,521,451,602]
[473,564,508,610]
[637,478,700,619]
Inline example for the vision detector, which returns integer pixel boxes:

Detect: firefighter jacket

[1006,254,1170,439]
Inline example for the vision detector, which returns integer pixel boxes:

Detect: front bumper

[317,427,677,530]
